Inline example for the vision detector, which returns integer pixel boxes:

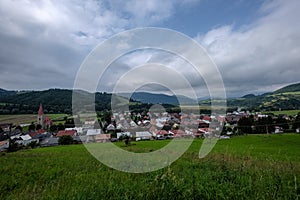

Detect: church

[37,104,53,129]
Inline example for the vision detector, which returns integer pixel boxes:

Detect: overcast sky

[0,0,299,98]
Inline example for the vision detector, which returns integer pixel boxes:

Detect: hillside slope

[0,89,123,114]
[227,82,300,110]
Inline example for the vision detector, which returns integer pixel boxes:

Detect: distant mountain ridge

[120,92,196,105]
[226,82,300,111]
[0,88,124,114]
[0,82,299,113]
[0,88,17,97]
[273,82,300,93]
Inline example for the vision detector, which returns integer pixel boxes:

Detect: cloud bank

[0,0,299,98]
[196,0,300,96]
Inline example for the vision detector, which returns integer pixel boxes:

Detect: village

[0,103,299,152]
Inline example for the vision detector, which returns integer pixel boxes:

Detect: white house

[86,129,102,142]
[65,127,83,134]
[135,131,152,141]
[116,132,131,139]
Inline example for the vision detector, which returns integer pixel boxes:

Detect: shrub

[58,135,74,145]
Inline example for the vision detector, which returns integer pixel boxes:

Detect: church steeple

[37,103,45,129]
[38,103,44,115]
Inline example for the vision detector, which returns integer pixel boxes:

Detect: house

[0,123,12,132]
[116,132,131,139]
[57,130,77,137]
[0,132,9,141]
[29,131,51,141]
[274,126,283,134]
[155,130,168,137]
[107,124,115,131]
[128,120,137,127]
[40,137,59,147]
[10,130,22,140]
[87,129,101,135]
[65,127,83,135]
[95,134,111,143]
[86,129,102,142]
[135,131,152,141]
[0,140,9,151]
[169,129,185,137]
[15,134,39,146]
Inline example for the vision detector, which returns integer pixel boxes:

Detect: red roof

[29,129,46,138]
[169,129,185,135]
[202,116,211,121]
[156,130,168,135]
[44,116,53,125]
[38,104,44,115]
[57,130,76,137]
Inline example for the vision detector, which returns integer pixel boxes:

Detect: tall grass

[0,134,299,199]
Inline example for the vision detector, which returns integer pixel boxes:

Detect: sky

[0,0,300,98]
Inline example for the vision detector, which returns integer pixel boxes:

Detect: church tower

[37,103,45,129]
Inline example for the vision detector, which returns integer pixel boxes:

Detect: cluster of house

[0,104,298,151]
[108,111,221,140]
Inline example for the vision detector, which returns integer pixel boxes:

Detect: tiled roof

[57,130,76,137]
[38,104,44,115]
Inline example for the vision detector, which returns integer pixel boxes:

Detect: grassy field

[0,114,68,125]
[263,109,300,116]
[0,134,300,199]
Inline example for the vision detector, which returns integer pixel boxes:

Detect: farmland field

[0,114,68,125]
[0,134,300,199]
[263,109,300,116]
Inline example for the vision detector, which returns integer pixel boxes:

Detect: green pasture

[0,134,299,199]
[0,114,68,125]
[263,110,300,116]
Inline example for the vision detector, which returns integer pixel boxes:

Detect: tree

[50,124,58,132]
[254,116,274,134]
[292,112,300,130]
[124,135,130,145]
[28,140,38,149]
[58,135,73,145]
[28,122,36,131]
[8,138,20,152]
[15,125,23,132]
[237,116,253,135]
[64,118,75,128]
[57,123,65,131]
[275,116,289,130]
[36,124,42,130]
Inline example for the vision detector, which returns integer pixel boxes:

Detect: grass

[0,114,68,125]
[263,110,300,116]
[0,134,300,199]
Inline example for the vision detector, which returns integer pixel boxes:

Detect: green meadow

[263,109,300,116]
[0,114,68,125]
[0,134,300,199]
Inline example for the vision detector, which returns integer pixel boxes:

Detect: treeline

[0,103,71,114]
[234,113,300,135]
[0,88,178,114]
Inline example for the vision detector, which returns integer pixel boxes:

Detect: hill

[1,82,299,114]
[0,89,129,114]
[274,82,300,93]
[226,82,300,111]
[120,92,195,105]
[0,88,16,97]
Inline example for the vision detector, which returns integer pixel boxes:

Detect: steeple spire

[38,103,44,115]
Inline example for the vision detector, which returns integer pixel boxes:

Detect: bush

[58,135,74,145]
[28,141,38,149]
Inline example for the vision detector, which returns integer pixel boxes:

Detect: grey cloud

[0,0,194,91]
[196,0,300,96]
